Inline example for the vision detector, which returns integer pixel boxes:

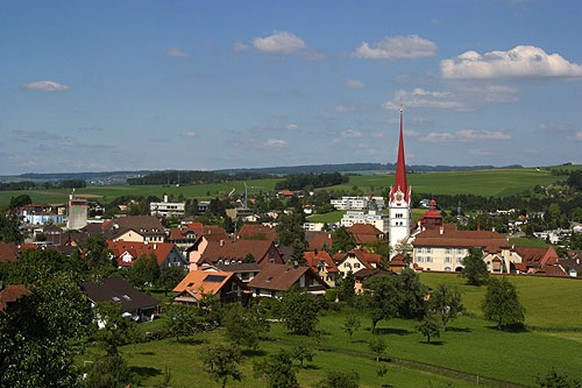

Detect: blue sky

[1,0,581,175]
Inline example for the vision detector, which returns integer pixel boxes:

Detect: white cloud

[181,131,198,138]
[383,88,465,110]
[354,35,437,60]
[285,123,299,131]
[334,105,356,113]
[253,31,307,55]
[23,80,70,92]
[441,45,582,79]
[574,132,582,141]
[538,122,573,132]
[342,129,362,138]
[347,79,365,89]
[165,48,188,57]
[233,42,248,52]
[262,138,288,148]
[418,129,511,143]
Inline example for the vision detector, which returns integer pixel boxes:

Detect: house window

[446,248,452,254]
[417,257,423,263]
[445,257,451,263]
[426,257,433,263]
[354,262,360,268]
[457,249,464,254]
[456,258,462,263]
[269,258,275,264]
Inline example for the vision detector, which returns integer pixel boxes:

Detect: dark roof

[247,264,325,292]
[113,216,165,237]
[216,262,263,273]
[81,277,159,313]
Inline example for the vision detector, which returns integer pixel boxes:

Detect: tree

[338,270,356,302]
[361,274,399,333]
[201,343,243,388]
[84,348,138,388]
[315,370,360,388]
[393,239,412,265]
[368,336,387,362]
[165,304,202,342]
[332,226,356,253]
[290,238,306,265]
[253,349,299,388]
[222,304,270,349]
[416,313,441,343]
[0,272,92,387]
[290,345,315,368]
[482,277,526,330]
[126,254,160,288]
[535,367,581,387]
[277,287,321,335]
[0,212,23,243]
[342,313,361,341]
[276,212,305,247]
[8,194,32,210]
[92,301,138,352]
[392,269,428,319]
[429,284,464,331]
[462,247,489,286]
[74,234,117,281]
[157,264,186,295]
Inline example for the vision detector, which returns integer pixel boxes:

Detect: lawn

[508,237,550,248]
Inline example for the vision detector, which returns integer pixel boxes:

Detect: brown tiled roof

[168,227,197,242]
[215,262,263,273]
[247,264,324,292]
[354,268,392,281]
[107,241,178,267]
[198,239,282,266]
[238,224,277,241]
[306,231,333,251]
[348,224,385,244]
[80,277,159,313]
[412,229,510,253]
[173,270,236,299]
[113,216,165,237]
[305,250,338,274]
[334,249,380,270]
[515,246,559,268]
[533,265,568,277]
[0,284,29,312]
[390,253,407,267]
[0,243,19,263]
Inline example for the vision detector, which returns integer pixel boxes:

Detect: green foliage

[332,226,356,253]
[0,212,23,243]
[164,304,202,342]
[4,248,80,285]
[338,270,356,302]
[360,275,399,333]
[8,194,32,209]
[201,343,243,388]
[462,247,489,286]
[368,336,387,362]
[416,313,441,343]
[157,264,186,295]
[342,313,361,341]
[289,344,315,368]
[126,254,160,288]
[429,283,464,330]
[84,348,138,388]
[276,211,305,246]
[315,370,360,388]
[567,170,582,192]
[275,172,348,191]
[290,238,307,265]
[0,272,92,387]
[221,304,270,349]
[92,302,139,351]
[482,277,526,330]
[277,287,321,335]
[253,349,299,388]
[391,269,429,319]
[74,235,118,281]
[535,367,581,387]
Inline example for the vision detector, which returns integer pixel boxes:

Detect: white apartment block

[340,210,389,233]
[331,196,385,211]
[150,195,186,218]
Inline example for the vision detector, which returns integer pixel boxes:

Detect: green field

[82,273,582,387]
[0,167,572,208]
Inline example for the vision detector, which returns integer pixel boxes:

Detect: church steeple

[390,107,410,204]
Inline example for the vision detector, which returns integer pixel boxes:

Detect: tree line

[0,179,86,191]
[126,170,272,185]
[274,172,349,191]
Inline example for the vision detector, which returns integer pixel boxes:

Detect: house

[167,226,198,251]
[238,224,277,242]
[388,253,408,273]
[81,277,160,323]
[111,216,166,243]
[411,228,512,273]
[214,262,262,284]
[306,231,333,251]
[187,236,284,270]
[417,199,443,229]
[150,195,186,218]
[247,263,328,298]
[513,246,559,273]
[173,270,248,304]
[0,284,29,312]
[0,242,38,263]
[107,241,188,269]
[304,250,338,287]
[334,249,381,278]
[340,210,389,234]
[347,223,386,245]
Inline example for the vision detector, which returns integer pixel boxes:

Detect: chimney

[153,243,157,250]
[439,226,444,235]
[164,194,168,203]
[220,239,224,247]
[293,260,299,269]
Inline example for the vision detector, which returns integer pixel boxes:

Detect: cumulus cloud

[441,45,582,79]
[165,48,188,57]
[181,131,198,138]
[262,138,287,148]
[354,35,437,60]
[383,88,465,110]
[23,80,70,92]
[418,129,511,143]
[347,79,366,89]
[253,31,307,55]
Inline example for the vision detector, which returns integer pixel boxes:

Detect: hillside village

[1,111,582,386]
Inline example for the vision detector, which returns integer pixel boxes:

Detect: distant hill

[0,163,526,184]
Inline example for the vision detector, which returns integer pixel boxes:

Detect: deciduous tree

[482,277,525,330]
[254,349,299,388]
[462,247,489,286]
[429,284,464,331]
[277,287,321,335]
[201,343,243,388]
[222,304,270,349]
[416,313,441,343]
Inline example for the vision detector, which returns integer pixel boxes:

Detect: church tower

[389,108,412,253]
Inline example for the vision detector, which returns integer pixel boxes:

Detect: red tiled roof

[0,284,29,312]
[515,246,559,268]
[305,250,338,273]
[347,224,385,244]
[247,264,326,292]
[197,239,282,266]
[306,231,333,251]
[107,241,176,267]
[0,243,19,263]
[238,224,277,241]
[173,270,236,299]
[412,229,509,253]
[533,265,568,278]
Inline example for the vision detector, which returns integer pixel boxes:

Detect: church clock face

[395,193,403,201]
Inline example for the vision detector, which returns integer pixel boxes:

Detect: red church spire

[390,107,410,203]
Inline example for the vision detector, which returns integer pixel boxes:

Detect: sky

[1,0,582,175]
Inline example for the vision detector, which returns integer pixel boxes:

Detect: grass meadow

[84,273,582,387]
[0,167,568,208]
